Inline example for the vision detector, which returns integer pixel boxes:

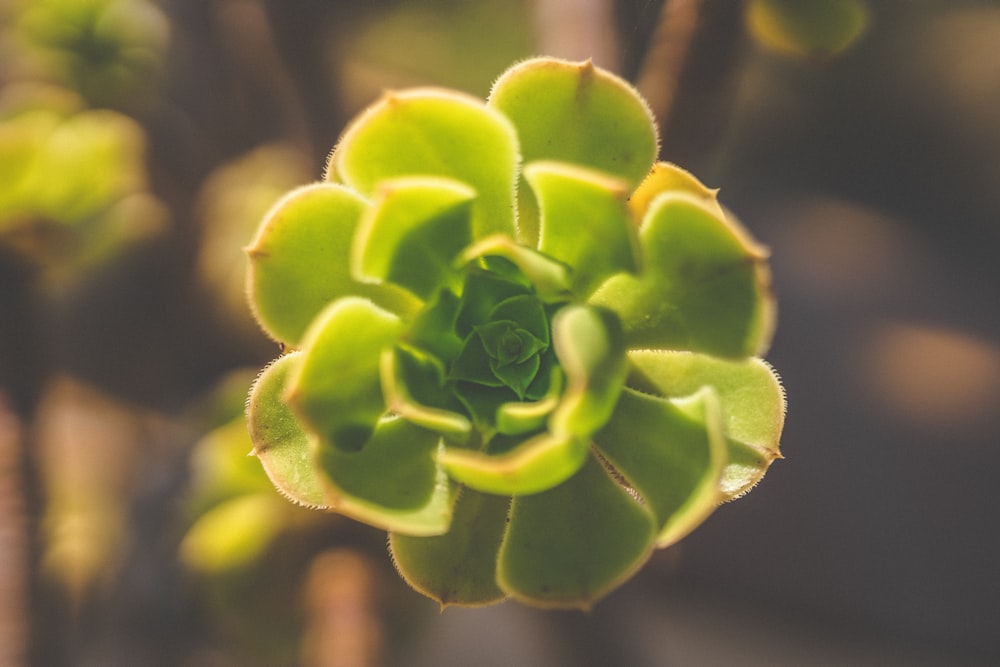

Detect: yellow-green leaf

[247,353,328,509]
[390,489,510,607]
[497,453,655,609]
[626,350,785,499]
[595,387,727,547]
[286,297,403,450]
[353,176,476,300]
[332,89,518,240]
[526,161,640,297]
[592,193,775,358]
[318,417,456,536]
[246,183,416,347]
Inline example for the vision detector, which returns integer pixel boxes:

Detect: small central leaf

[476,321,545,364]
[473,321,548,398]
[450,334,505,388]
[489,294,550,345]
[448,265,555,408]
[455,266,532,338]
[498,328,525,364]
[490,354,541,400]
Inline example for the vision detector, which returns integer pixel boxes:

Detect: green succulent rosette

[245,57,785,609]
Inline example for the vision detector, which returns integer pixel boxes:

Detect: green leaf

[449,333,507,388]
[246,353,328,509]
[452,382,519,429]
[496,368,563,435]
[390,488,510,607]
[403,288,464,362]
[524,350,558,401]
[496,452,655,609]
[489,57,657,189]
[474,321,546,398]
[286,297,403,451]
[438,430,588,496]
[526,161,640,297]
[460,235,572,301]
[488,295,550,344]
[591,193,776,358]
[454,265,532,337]
[381,346,472,440]
[626,350,785,499]
[548,305,628,439]
[353,176,475,300]
[331,89,518,239]
[595,388,727,547]
[246,183,417,347]
[318,417,456,536]
[628,161,724,222]
[489,57,657,245]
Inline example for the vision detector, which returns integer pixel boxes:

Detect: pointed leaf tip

[626,350,785,500]
[489,56,657,189]
[332,89,519,240]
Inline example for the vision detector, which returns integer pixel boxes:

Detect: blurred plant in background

[1,1,999,666]
[745,0,870,61]
[0,85,167,289]
[180,370,355,664]
[3,0,170,108]
[0,0,173,663]
[0,0,170,287]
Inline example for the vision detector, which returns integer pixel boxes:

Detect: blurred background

[1,0,998,665]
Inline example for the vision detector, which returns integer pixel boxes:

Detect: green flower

[244,57,785,609]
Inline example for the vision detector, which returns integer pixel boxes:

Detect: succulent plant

[7,0,170,107]
[244,57,785,609]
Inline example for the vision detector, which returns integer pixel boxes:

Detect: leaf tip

[243,243,267,259]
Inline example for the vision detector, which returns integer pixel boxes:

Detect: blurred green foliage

[746,0,870,60]
[0,85,166,285]
[5,0,169,107]
[0,0,170,286]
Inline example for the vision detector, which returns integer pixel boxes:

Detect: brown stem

[301,549,383,667]
[0,393,28,666]
[635,0,704,143]
[635,1,748,172]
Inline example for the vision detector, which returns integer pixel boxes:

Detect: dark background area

[1,1,998,665]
